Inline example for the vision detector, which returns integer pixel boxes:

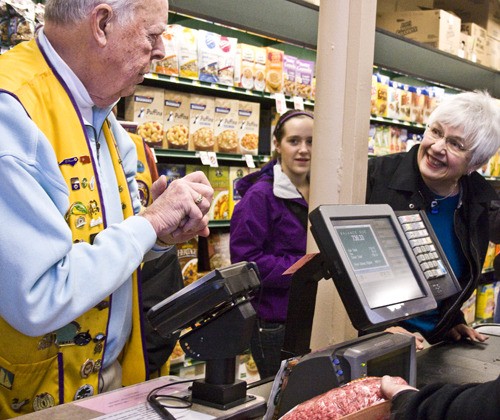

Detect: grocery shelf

[208,220,231,228]
[370,116,426,130]
[153,148,270,165]
[169,0,499,98]
[144,73,315,107]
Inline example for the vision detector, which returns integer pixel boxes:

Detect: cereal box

[188,95,215,152]
[156,163,186,186]
[229,166,249,218]
[386,80,400,120]
[124,86,164,148]
[218,36,238,86]
[236,43,255,90]
[410,87,426,124]
[214,98,240,154]
[197,29,220,83]
[375,74,389,118]
[238,100,260,155]
[295,59,314,100]
[208,166,230,220]
[254,47,267,92]
[176,237,199,287]
[476,283,496,321]
[265,47,284,94]
[207,231,231,270]
[178,27,198,80]
[283,55,297,96]
[398,83,412,122]
[163,90,191,150]
[154,24,182,76]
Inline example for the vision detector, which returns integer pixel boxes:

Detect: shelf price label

[199,151,211,166]
[244,154,256,168]
[293,96,305,111]
[274,93,287,115]
[207,152,219,167]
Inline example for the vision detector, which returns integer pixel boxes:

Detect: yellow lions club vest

[130,133,154,207]
[0,39,147,419]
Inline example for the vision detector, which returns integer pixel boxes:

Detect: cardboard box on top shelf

[188,94,215,152]
[461,22,489,65]
[434,0,500,41]
[238,100,261,156]
[208,166,230,221]
[163,90,191,150]
[486,36,500,70]
[214,98,240,154]
[376,0,434,17]
[377,9,462,55]
[124,85,164,149]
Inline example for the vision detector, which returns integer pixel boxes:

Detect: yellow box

[377,9,462,55]
[208,166,230,220]
[265,47,284,94]
[476,283,496,321]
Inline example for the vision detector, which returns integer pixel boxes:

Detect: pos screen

[309,204,437,331]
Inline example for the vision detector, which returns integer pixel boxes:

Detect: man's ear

[92,4,113,47]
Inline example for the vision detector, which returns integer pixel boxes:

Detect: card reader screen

[333,217,425,309]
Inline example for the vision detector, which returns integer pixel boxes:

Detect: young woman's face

[417,122,471,189]
[275,116,313,180]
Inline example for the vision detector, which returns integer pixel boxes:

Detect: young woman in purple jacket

[230,109,313,379]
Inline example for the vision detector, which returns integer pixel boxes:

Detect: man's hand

[445,323,489,343]
[142,171,214,244]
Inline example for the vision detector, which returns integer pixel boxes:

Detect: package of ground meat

[280,376,406,420]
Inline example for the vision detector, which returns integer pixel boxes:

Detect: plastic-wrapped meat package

[280,376,406,420]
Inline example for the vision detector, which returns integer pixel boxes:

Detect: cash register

[272,204,462,417]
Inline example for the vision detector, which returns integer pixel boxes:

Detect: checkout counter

[14,205,500,418]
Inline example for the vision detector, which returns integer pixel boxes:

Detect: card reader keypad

[397,214,448,282]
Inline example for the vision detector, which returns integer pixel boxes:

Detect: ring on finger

[194,194,203,205]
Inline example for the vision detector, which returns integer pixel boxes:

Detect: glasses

[426,125,469,156]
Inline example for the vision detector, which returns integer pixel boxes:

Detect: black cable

[146,378,194,419]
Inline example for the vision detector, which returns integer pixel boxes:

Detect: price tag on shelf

[293,96,305,110]
[169,76,179,83]
[274,93,288,115]
[208,152,219,167]
[148,73,159,80]
[199,151,211,165]
[210,83,219,90]
[244,154,256,168]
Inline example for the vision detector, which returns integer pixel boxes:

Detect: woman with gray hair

[366,90,500,346]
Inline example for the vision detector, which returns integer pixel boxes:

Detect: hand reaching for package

[142,171,214,244]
